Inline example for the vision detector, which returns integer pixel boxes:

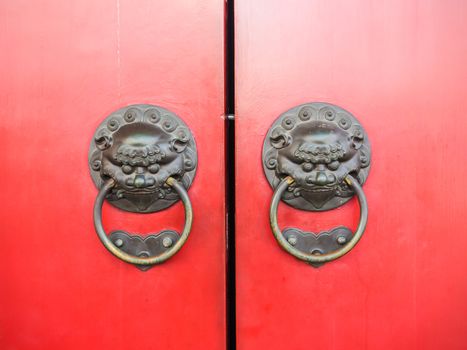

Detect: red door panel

[0,1,225,349]
[235,1,467,349]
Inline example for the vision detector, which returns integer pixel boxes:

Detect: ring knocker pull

[89,105,198,270]
[262,102,371,266]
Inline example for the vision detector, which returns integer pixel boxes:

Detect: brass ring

[269,174,368,263]
[93,177,193,266]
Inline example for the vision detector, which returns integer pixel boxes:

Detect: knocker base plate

[109,230,180,271]
[283,227,353,267]
[88,104,197,213]
[262,102,371,211]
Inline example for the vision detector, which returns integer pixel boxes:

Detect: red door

[0,1,226,349]
[235,0,467,349]
[3,1,467,349]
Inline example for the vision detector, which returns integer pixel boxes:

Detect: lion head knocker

[89,105,197,213]
[263,102,371,211]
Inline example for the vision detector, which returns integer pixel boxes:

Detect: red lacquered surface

[0,1,225,349]
[235,1,467,349]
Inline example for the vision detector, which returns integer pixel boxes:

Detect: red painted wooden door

[0,1,225,349]
[235,1,467,349]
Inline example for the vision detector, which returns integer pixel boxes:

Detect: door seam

[225,0,236,349]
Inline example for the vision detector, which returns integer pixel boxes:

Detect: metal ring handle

[269,174,368,263]
[93,177,193,266]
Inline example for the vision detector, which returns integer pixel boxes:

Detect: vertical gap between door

[225,0,236,349]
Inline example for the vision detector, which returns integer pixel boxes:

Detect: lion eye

[148,164,160,174]
[327,161,340,171]
[302,163,314,172]
[122,165,134,174]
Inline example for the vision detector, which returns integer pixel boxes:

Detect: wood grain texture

[0,1,226,349]
[235,1,467,349]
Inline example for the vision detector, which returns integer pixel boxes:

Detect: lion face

[100,122,191,209]
[89,105,197,213]
[263,103,370,211]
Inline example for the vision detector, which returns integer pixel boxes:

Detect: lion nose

[134,175,146,188]
[132,174,155,188]
[315,172,328,186]
[305,171,336,186]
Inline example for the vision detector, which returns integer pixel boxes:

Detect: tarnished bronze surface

[109,231,180,271]
[262,102,371,211]
[93,177,193,269]
[89,104,197,213]
[282,227,353,268]
[269,175,368,265]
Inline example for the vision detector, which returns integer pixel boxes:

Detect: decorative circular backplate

[262,102,371,211]
[89,104,197,213]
